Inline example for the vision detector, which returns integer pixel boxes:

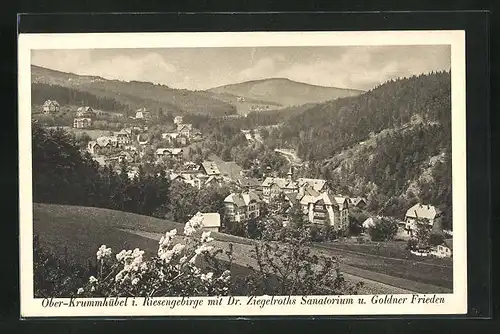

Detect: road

[312,243,452,293]
[121,228,439,295]
[274,148,302,165]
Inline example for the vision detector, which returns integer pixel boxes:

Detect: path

[121,228,430,295]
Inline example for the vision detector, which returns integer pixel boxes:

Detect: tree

[368,218,398,241]
[347,215,363,236]
[415,224,431,247]
[428,232,444,247]
[240,218,362,295]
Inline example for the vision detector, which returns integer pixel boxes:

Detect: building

[87,141,99,155]
[162,132,179,144]
[135,108,150,120]
[437,239,453,258]
[261,167,328,202]
[177,124,193,138]
[404,203,442,234]
[296,178,329,193]
[170,173,202,189]
[174,116,183,125]
[87,137,118,156]
[156,148,184,161]
[115,130,131,145]
[42,100,60,113]
[237,178,261,191]
[200,161,221,176]
[76,106,93,117]
[351,197,368,209]
[224,191,262,222]
[73,118,92,129]
[303,192,349,231]
[362,217,378,230]
[190,212,221,232]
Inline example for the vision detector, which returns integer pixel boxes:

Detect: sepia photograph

[19,31,467,317]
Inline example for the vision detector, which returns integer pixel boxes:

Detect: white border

[19,31,467,317]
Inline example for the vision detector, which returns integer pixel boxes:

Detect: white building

[404,203,442,233]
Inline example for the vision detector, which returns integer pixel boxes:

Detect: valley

[30,63,454,298]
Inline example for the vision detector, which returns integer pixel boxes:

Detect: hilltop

[207,77,364,107]
[31,65,237,117]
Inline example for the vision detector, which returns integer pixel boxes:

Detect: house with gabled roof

[404,203,442,235]
[73,117,92,129]
[304,192,349,231]
[224,191,262,222]
[201,161,221,176]
[76,106,93,117]
[190,212,221,232]
[350,197,368,209]
[135,108,150,120]
[296,178,329,193]
[42,100,60,113]
[115,129,131,145]
[157,148,184,161]
[174,115,183,125]
[177,123,193,138]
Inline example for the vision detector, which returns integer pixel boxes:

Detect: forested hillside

[264,71,452,227]
[32,83,129,113]
[32,65,237,117]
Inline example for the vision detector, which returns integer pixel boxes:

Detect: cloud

[32,50,177,85]
[237,57,277,82]
[32,46,450,91]
[273,46,449,90]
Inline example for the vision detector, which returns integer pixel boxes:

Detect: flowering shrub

[241,220,363,296]
[75,213,232,297]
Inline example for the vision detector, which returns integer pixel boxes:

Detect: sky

[31,45,450,91]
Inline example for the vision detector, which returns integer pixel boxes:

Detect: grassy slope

[33,203,254,262]
[33,203,450,293]
[207,78,364,107]
[33,203,183,264]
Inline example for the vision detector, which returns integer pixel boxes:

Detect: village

[40,99,454,260]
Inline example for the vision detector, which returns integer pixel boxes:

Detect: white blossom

[195,244,213,255]
[200,231,214,243]
[77,288,84,295]
[96,245,112,261]
[131,277,140,285]
[88,276,98,284]
[201,272,214,282]
[179,256,188,264]
[172,243,186,254]
[184,213,204,236]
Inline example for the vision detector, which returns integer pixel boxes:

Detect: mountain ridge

[31,65,237,117]
[206,77,365,107]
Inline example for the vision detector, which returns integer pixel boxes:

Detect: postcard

[19,30,466,317]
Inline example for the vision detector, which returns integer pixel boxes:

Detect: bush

[242,220,362,295]
[368,219,398,241]
[428,233,445,246]
[37,214,233,298]
[347,216,363,236]
[406,238,418,251]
